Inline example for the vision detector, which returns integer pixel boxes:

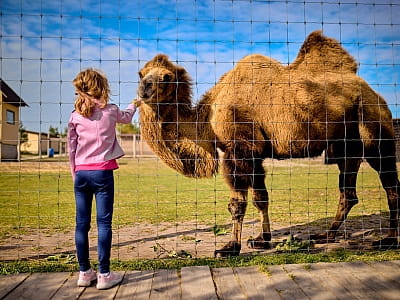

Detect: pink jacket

[68,103,137,178]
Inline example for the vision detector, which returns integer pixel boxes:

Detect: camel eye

[138,71,144,79]
[163,74,172,82]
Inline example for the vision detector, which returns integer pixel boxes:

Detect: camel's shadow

[240,211,393,254]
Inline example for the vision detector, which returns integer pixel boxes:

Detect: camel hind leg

[313,141,362,243]
[327,156,362,241]
[365,139,400,248]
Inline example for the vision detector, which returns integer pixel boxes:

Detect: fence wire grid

[1,0,400,261]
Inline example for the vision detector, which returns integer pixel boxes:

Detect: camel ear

[138,71,144,79]
[154,54,170,64]
[175,66,187,80]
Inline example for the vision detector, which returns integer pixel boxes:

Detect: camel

[137,30,400,256]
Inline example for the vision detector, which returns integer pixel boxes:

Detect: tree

[117,123,140,134]
[61,127,67,138]
[19,122,28,144]
[49,125,60,137]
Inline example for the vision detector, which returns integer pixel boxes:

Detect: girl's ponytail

[73,68,110,117]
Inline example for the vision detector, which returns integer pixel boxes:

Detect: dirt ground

[0,216,390,261]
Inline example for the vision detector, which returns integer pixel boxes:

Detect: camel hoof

[247,238,271,249]
[372,237,399,250]
[310,233,335,244]
[214,241,241,257]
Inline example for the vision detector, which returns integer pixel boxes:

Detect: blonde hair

[73,68,110,117]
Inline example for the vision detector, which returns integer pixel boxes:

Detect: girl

[68,68,140,290]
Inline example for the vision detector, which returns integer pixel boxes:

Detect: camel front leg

[215,138,263,257]
[215,190,247,257]
[247,162,272,249]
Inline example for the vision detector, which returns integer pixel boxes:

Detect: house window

[6,110,15,125]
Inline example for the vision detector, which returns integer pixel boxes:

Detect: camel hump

[292,30,358,73]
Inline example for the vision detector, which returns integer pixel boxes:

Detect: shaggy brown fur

[138,30,400,256]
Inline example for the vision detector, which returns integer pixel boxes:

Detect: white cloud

[1,0,399,131]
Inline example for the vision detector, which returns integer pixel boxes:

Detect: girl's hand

[133,99,142,107]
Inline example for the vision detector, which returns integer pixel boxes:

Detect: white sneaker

[77,268,97,287]
[96,271,123,290]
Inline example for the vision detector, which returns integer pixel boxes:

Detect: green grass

[0,157,397,274]
[1,249,400,275]
[0,157,390,238]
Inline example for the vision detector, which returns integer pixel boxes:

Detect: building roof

[0,79,28,107]
[24,129,60,138]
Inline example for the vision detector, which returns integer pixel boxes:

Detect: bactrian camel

[137,30,399,256]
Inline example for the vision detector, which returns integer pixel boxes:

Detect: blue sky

[1,0,399,132]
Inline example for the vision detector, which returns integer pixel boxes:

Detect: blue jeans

[74,170,114,274]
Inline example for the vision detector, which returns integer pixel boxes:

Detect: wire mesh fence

[0,0,399,261]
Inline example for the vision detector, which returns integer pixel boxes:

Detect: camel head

[138,54,192,107]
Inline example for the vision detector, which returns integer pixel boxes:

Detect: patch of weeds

[258,264,271,276]
[180,235,202,243]
[275,235,312,253]
[287,273,296,280]
[46,253,76,264]
[180,235,196,241]
[212,225,228,236]
[0,232,11,240]
[30,246,43,252]
[332,248,348,261]
[168,250,193,259]
[151,242,193,258]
